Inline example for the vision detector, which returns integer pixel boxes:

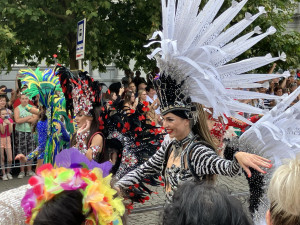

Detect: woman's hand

[119,87,125,96]
[235,152,272,178]
[77,120,91,134]
[154,98,160,106]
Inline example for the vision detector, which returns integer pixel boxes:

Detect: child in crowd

[0,95,13,118]
[0,108,13,180]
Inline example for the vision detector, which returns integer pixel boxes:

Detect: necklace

[172,132,195,158]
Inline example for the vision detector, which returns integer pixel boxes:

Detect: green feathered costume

[19,67,74,164]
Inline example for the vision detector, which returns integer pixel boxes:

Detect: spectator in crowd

[290,83,298,93]
[163,182,253,225]
[0,108,13,181]
[258,85,273,110]
[109,92,118,102]
[121,69,133,88]
[279,77,287,89]
[108,82,125,107]
[290,83,300,106]
[274,87,283,97]
[106,91,118,110]
[146,85,161,115]
[0,95,13,118]
[284,75,295,91]
[14,93,38,178]
[11,86,35,109]
[249,88,259,108]
[288,73,295,84]
[266,158,300,225]
[283,88,290,95]
[0,85,7,95]
[123,91,138,114]
[128,82,137,96]
[133,70,146,88]
[109,82,124,98]
[137,89,160,124]
[138,89,147,105]
[138,82,147,91]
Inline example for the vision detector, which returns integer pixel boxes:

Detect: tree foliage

[0,0,299,73]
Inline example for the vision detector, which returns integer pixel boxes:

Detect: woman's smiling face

[162,113,190,140]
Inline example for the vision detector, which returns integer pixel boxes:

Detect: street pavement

[0,172,250,225]
[127,172,250,225]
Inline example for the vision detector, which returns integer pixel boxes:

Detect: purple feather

[55,148,112,177]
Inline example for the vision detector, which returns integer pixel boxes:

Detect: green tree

[0,0,299,73]
[201,0,300,71]
[0,0,161,71]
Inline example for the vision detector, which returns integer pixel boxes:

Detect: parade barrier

[0,123,37,170]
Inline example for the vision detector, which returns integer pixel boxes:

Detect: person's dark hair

[274,87,283,94]
[106,138,123,175]
[0,108,7,114]
[124,91,134,105]
[108,92,116,101]
[109,82,122,96]
[153,67,160,74]
[128,82,135,87]
[135,70,141,76]
[0,94,7,101]
[33,190,86,225]
[145,85,154,93]
[0,94,9,106]
[163,182,253,225]
[86,106,108,163]
[32,106,47,133]
[283,88,289,94]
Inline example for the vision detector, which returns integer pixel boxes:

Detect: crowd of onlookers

[0,76,39,181]
[241,65,300,113]
[0,68,164,182]
[105,67,163,126]
[0,66,300,224]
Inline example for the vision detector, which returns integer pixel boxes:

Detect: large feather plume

[239,87,300,223]
[146,0,287,122]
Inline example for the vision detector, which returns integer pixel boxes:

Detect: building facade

[287,3,300,32]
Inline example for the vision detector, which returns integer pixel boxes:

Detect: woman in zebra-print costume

[115,104,271,203]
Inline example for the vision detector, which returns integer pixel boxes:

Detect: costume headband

[21,163,125,225]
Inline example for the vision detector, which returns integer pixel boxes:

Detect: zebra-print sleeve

[190,145,240,177]
[115,136,171,189]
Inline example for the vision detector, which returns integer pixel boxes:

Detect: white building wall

[287,3,300,32]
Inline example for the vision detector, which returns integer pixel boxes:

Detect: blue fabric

[26,120,47,161]
[26,119,70,161]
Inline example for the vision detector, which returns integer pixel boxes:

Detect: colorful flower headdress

[56,67,104,117]
[21,163,125,225]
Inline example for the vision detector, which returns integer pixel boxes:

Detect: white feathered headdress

[239,86,300,223]
[147,0,288,123]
